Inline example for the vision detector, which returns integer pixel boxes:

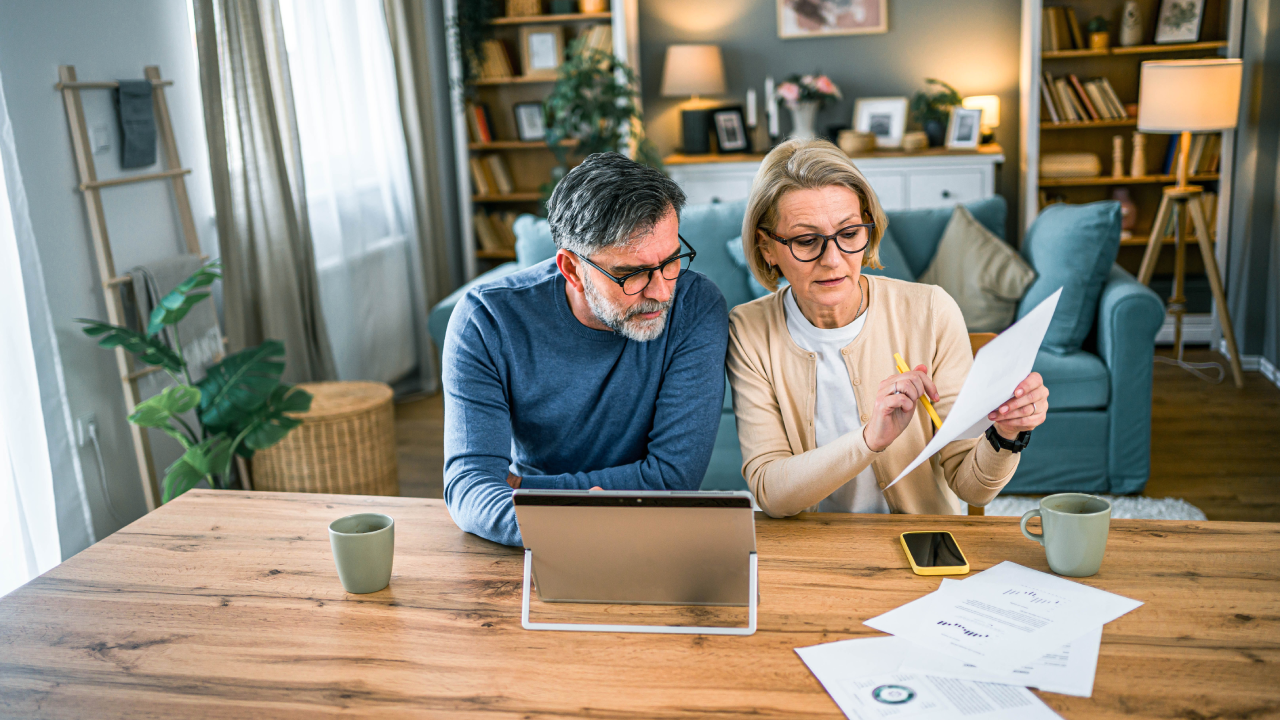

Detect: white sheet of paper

[864,561,1141,675]
[900,579,1103,697]
[887,288,1063,489]
[796,637,1062,720]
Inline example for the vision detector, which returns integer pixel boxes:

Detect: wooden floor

[396,348,1280,522]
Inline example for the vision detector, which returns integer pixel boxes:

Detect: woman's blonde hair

[741,138,889,292]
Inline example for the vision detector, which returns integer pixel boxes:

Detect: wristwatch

[986,425,1032,453]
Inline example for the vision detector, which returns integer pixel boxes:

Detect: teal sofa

[428,197,1165,497]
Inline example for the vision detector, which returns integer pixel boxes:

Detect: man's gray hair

[546,152,686,256]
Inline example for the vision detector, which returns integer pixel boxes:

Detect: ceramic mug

[329,513,395,594]
[1020,494,1111,577]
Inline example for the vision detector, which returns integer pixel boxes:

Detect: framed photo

[1154,0,1204,43]
[712,107,748,152]
[778,0,888,39]
[513,102,546,142]
[945,107,982,149]
[519,26,562,79]
[852,97,908,149]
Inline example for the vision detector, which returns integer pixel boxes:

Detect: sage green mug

[329,513,394,594]
[1020,494,1112,577]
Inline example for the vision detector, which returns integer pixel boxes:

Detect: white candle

[746,88,757,128]
[765,77,778,137]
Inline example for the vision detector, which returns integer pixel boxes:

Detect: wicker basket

[251,381,399,496]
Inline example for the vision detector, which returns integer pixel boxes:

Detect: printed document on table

[887,288,1062,489]
[865,562,1141,674]
[796,637,1062,720]
[901,579,1103,697]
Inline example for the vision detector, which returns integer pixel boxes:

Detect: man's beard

[582,273,676,342]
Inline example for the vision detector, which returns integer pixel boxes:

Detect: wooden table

[2,490,1277,719]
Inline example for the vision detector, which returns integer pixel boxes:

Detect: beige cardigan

[726,275,1020,517]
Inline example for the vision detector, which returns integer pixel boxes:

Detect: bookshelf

[1019,0,1243,343]
[444,1,640,280]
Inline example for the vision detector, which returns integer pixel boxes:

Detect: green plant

[909,78,962,127]
[452,0,502,92]
[1087,15,1110,33]
[77,261,312,502]
[541,36,662,201]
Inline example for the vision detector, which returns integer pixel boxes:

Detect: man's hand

[989,372,1049,439]
[505,472,522,489]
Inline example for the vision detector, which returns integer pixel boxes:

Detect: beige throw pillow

[918,205,1037,333]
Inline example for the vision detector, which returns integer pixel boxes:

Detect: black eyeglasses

[760,223,875,262]
[571,235,697,296]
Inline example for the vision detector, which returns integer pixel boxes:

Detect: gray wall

[638,0,1023,238]
[1227,0,1280,369]
[0,0,218,553]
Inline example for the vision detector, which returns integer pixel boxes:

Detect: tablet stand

[520,549,758,635]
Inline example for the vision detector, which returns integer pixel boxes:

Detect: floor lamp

[1135,59,1245,388]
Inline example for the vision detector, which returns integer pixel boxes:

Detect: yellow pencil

[894,352,943,430]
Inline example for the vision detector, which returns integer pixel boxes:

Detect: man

[442,153,730,546]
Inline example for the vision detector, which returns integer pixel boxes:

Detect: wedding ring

[893,382,899,395]
[1032,402,1037,414]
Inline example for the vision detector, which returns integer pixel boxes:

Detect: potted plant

[909,78,961,147]
[1087,16,1111,49]
[542,35,661,199]
[77,261,312,502]
[776,73,842,140]
[453,0,502,90]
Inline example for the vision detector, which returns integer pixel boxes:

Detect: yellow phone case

[899,531,970,576]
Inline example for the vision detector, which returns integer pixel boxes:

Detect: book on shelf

[483,154,515,196]
[491,212,519,249]
[473,211,505,253]
[579,24,612,53]
[1069,75,1099,121]
[1064,6,1085,50]
[468,156,494,196]
[1097,79,1127,119]
[1054,78,1082,121]
[1156,133,1222,176]
[1043,6,1075,51]
[1041,79,1061,123]
[478,39,513,80]
[464,102,494,143]
[1041,72,1128,123]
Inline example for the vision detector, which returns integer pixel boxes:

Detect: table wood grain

[1,490,1277,719]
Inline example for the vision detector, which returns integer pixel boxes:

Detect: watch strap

[986,425,1032,453]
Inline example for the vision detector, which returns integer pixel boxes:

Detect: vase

[1119,1,1142,46]
[924,119,946,147]
[788,101,820,141]
[1111,188,1137,233]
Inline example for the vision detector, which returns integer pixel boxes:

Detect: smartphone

[899,531,970,576]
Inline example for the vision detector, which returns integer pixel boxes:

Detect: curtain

[384,0,464,390]
[1,67,94,596]
[277,0,430,387]
[194,0,337,383]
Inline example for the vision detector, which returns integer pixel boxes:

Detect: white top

[783,287,889,514]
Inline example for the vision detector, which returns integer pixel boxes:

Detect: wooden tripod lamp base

[1135,59,1246,390]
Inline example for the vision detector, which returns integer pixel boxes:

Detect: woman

[727,139,1047,517]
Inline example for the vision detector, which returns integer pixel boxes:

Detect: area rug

[986,495,1207,521]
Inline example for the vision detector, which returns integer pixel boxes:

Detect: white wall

[0,0,217,553]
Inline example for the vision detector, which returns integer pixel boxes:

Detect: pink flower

[801,74,815,86]
[815,75,840,98]
[777,82,801,105]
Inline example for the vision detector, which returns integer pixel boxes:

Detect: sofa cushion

[512,214,556,268]
[918,205,1036,332]
[883,196,1008,278]
[726,235,775,300]
[1031,349,1110,410]
[859,226,915,281]
[1017,201,1122,353]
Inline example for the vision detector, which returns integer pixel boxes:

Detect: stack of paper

[796,562,1142,719]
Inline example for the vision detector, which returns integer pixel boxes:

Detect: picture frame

[513,102,546,142]
[712,107,749,152]
[852,97,908,149]
[519,26,563,79]
[1154,0,1205,44]
[945,107,982,149]
[778,0,888,39]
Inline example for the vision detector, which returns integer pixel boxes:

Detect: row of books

[1043,5,1088,52]
[475,39,514,80]
[578,24,612,54]
[469,154,515,197]
[474,211,520,254]
[1159,133,1223,175]
[1042,72,1127,123]
[464,102,495,144]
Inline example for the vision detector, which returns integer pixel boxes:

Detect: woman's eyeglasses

[760,223,874,262]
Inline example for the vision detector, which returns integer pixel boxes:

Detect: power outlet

[76,413,97,447]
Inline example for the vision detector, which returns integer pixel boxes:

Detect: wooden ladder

[58,65,223,511]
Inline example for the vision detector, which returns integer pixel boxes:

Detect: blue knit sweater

[441,259,729,546]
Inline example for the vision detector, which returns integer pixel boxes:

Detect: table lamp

[1135,58,1244,388]
[660,44,726,155]
[961,95,1000,143]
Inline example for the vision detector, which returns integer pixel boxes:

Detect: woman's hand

[863,364,939,452]
[989,372,1048,439]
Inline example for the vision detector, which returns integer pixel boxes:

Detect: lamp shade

[962,95,1001,129]
[660,45,726,98]
[1137,59,1242,133]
